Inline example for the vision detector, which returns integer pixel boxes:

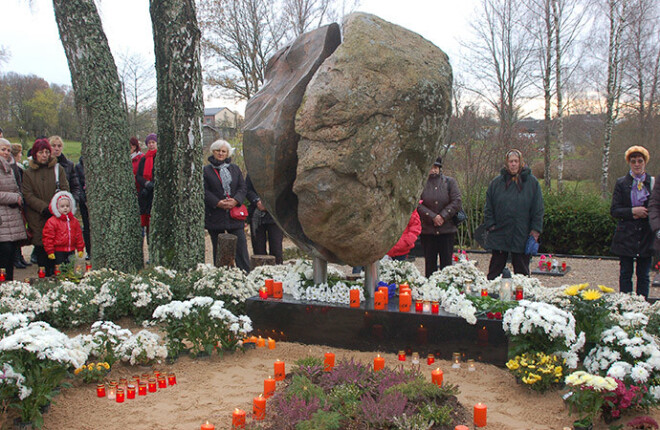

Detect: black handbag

[452,210,467,226]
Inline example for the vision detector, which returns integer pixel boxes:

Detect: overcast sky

[1,0,478,113]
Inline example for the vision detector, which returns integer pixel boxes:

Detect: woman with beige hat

[612,145,653,299]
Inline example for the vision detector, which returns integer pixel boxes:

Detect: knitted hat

[31,138,52,158]
[145,133,157,144]
[625,145,649,163]
[433,157,442,167]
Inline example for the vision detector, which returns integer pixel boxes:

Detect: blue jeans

[619,256,651,298]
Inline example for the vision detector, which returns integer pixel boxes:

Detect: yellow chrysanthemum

[577,283,589,291]
[103,363,110,369]
[522,373,542,384]
[598,285,615,293]
[506,360,520,370]
[581,289,602,301]
[74,367,83,375]
[564,286,579,296]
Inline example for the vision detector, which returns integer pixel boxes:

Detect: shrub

[296,410,344,430]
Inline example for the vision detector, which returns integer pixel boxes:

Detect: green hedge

[540,190,616,256]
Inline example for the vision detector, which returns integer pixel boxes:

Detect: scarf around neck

[630,171,649,207]
[142,149,157,181]
[209,156,232,196]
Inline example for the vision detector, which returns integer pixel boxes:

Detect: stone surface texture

[293,12,452,266]
[243,23,342,262]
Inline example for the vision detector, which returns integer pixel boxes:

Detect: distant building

[202,107,244,151]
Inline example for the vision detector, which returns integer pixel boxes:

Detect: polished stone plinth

[246,295,509,366]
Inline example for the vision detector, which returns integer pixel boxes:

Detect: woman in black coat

[203,139,250,272]
[611,145,654,299]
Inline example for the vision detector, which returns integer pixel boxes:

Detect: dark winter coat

[611,173,654,258]
[483,167,544,253]
[246,174,275,225]
[417,174,462,235]
[136,150,156,215]
[22,157,69,246]
[203,157,247,231]
[75,157,86,204]
[57,154,82,203]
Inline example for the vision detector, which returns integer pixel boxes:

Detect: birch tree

[117,52,157,137]
[52,0,142,271]
[150,0,205,270]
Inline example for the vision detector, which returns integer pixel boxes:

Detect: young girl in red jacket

[43,191,85,265]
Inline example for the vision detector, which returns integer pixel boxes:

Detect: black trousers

[420,233,455,278]
[79,200,91,257]
[208,228,250,273]
[487,250,530,280]
[34,245,56,276]
[0,241,16,281]
[251,222,284,264]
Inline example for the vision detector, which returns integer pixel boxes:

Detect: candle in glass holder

[116,387,125,403]
[153,370,161,379]
[399,292,411,312]
[431,301,439,314]
[561,261,567,271]
[141,373,151,381]
[374,290,385,310]
[54,265,61,276]
[264,376,276,398]
[274,360,285,381]
[168,373,177,385]
[398,350,406,361]
[107,383,117,400]
[96,383,106,398]
[232,408,246,429]
[414,299,423,313]
[119,378,128,389]
[324,352,335,372]
[411,352,420,365]
[148,378,157,392]
[259,287,268,299]
[265,279,274,296]
[422,300,431,313]
[546,260,552,270]
[75,264,82,273]
[253,394,266,421]
[132,375,140,385]
[481,288,488,297]
[201,422,215,430]
[378,286,389,305]
[427,354,435,365]
[138,382,147,396]
[474,403,487,427]
[349,289,360,308]
[452,352,461,368]
[272,281,283,299]
[158,376,167,388]
[515,286,523,301]
[85,262,92,272]
[38,267,45,278]
[267,337,276,349]
[431,368,443,387]
[373,354,385,371]
[257,336,266,348]
[467,359,476,372]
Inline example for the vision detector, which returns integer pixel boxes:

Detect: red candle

[201,422,215,430]
[127,384,136,399]
[378,286,389,305]
[417,324,428,344]
[431,301,439,314]
[264,279,274,296]
[272,281,283,299]
[399,292,411,312]
[474,403,487,427]
[96,383,106,398]
[427,354,435,365]
[562,261,567,271]
[85,262,92,272]
[455,426,469,430]
[253,394,266,421]
[415,300,423,313]
[546,260,552,270]
[138,382,147,396]
[264,376,276,398]
[481,288,488,297]
[232,408,246,429]
[38,267,45,278]
[515,287,523,301]
[141,373,151,380]
[274,360,285,381]
[148,378,157,392]
[259,287,268,299]
[374,290,385,310]
[324,352,335,372]
[153,370,161,379]
[432,368,444,387]
[267,337,276,349]
[168,373,177,385]
[349,289,360,308]
[54,266,61,276]
[398,350,406,361]
[158,376,167,388]
[116,388,125,403]
[257,336,266,348]
[373,354,384,371]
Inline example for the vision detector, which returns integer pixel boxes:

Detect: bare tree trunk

[552,0,566,193]
[150,0,205,270]
[542,0,554,189]
[52,0,142,271]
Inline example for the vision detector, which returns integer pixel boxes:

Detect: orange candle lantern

[158,376,167,388]
[399,292,411,312]
[201,422,215,430]
[349,289,360,308]
[253,394,266,421]
[259,287,268,299]
[373,354,385,371]
[272,281,283,299]
[474,403,487,427]
[168,373,177,385]
[415,300,423,312]
[264,279,274,296]
[374,290,385,310]
[116,388,125,403]
[267,337,276,349]
[264,376,276,398]
[398,350,406,361]
[432,368,444,387]
[455,426,469,430]
[38,267,45,278]
[232,408,246,429]
[399,282,409,292]
[257,336,266,348]
[378,286,389,305]
[324,352,335,372]
[431,301,439,314]
[427,354,435,365]
[127,384,136,399]
[96,383,106,397]
[274,360,285,381]
[148,378,157,392]
[138,382,147,396]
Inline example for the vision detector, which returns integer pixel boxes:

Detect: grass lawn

[6,138,82,161]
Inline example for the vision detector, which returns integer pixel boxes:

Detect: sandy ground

[7,237,660,429]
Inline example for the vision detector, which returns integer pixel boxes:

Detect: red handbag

[230,204,248,221]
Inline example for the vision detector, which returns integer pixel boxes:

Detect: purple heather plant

[319,358,377,392]
[358,391,413,427]
[266,392,323,429]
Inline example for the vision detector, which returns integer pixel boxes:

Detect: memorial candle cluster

[259,279,283,300]
[97,373,176,402]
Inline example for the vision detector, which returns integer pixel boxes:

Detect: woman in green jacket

[483,149,544,280]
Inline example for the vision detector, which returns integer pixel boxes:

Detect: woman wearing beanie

[22,138,69,276]
[615,146,653,299]
[130,136,144,193]
[136,133,157,237]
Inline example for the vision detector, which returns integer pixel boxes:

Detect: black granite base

[246,295,509,366]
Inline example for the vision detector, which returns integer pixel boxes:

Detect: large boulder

[293,13,452,266]
[243,23,342,262]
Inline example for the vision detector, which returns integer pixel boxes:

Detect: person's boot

[30,249,38,264]
[13,249,26,269]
